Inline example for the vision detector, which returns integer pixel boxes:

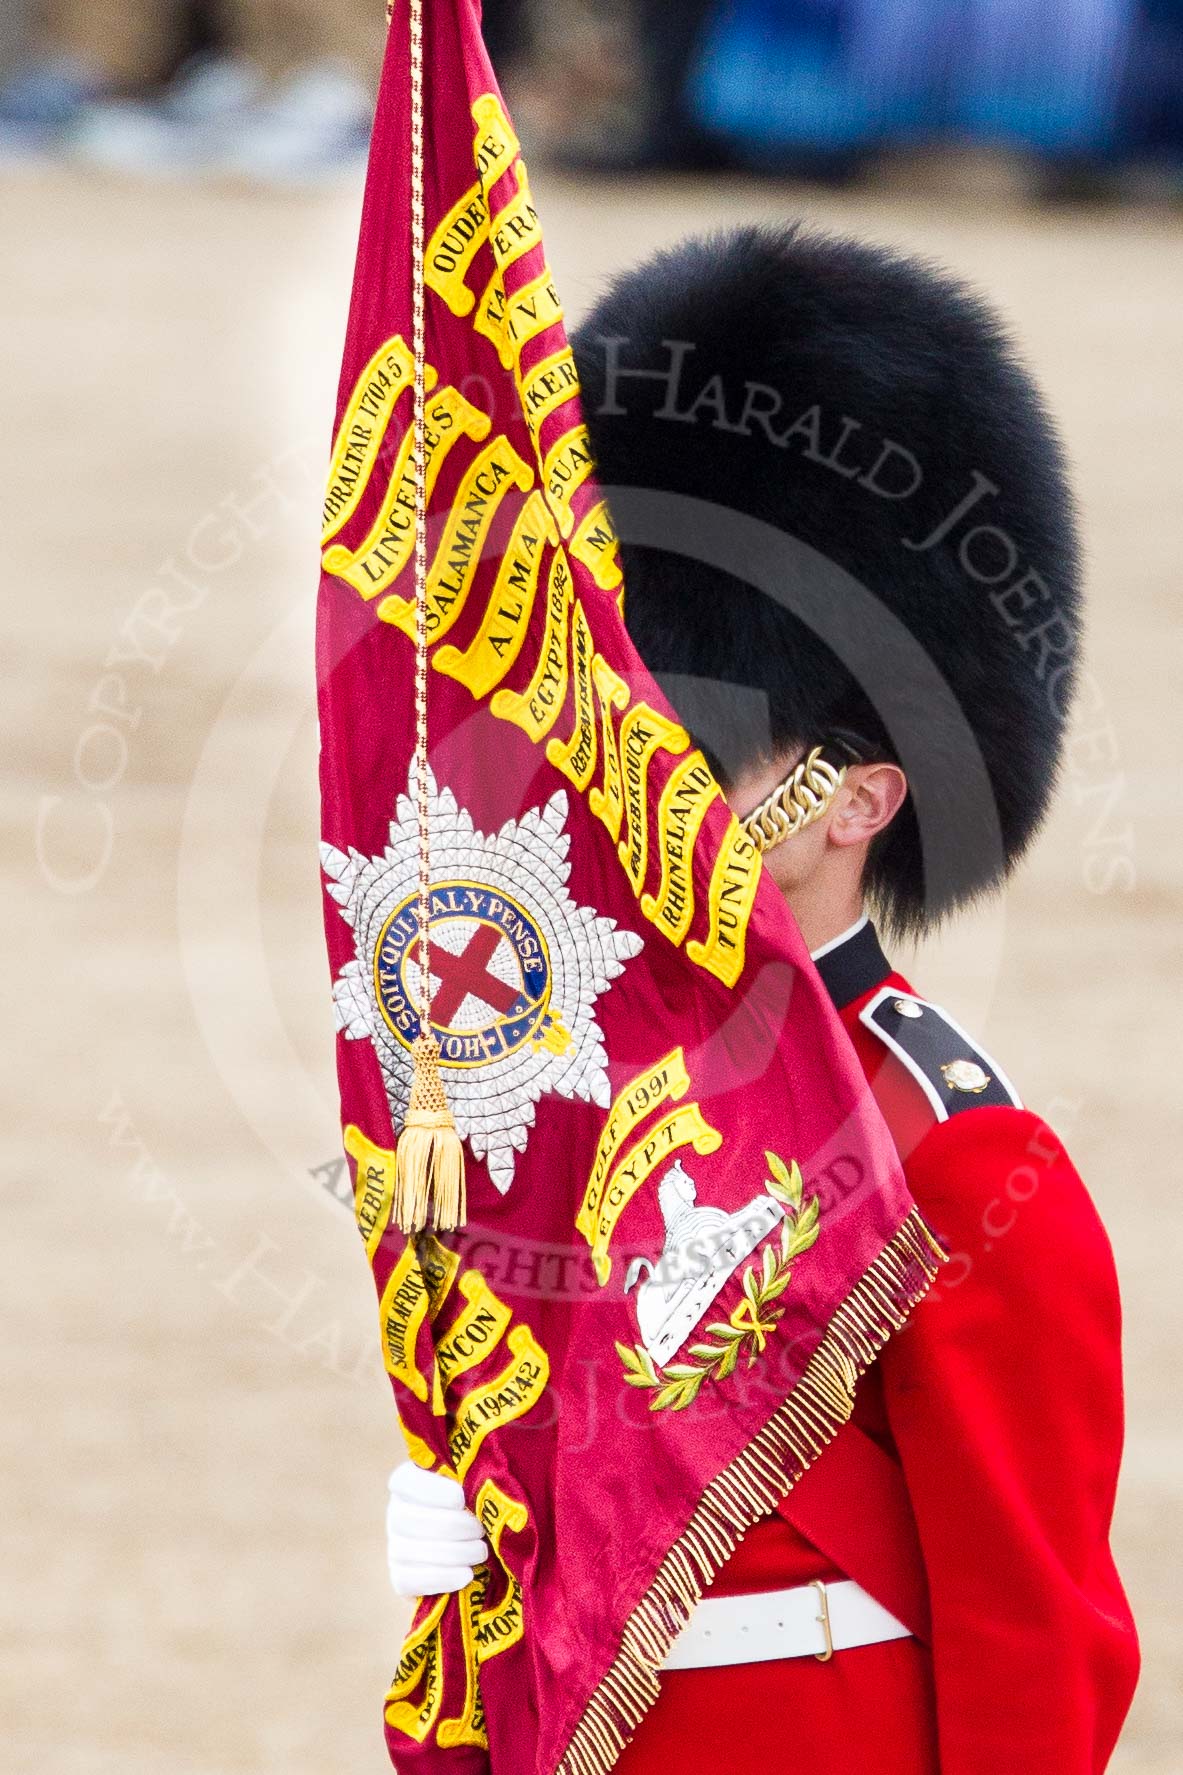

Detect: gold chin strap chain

[741,746,848,857]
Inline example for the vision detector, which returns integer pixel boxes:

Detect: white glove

[386,1463,488,1598]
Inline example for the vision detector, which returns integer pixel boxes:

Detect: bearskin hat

[571,223,1081,936]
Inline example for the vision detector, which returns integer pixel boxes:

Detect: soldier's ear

[828,763,908,851]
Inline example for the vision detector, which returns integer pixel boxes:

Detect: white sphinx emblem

[623,1160,785,1367]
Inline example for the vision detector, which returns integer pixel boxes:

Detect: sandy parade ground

[2,155,1181,1771]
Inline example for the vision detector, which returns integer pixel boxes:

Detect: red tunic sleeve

[880,1105,1140,1771]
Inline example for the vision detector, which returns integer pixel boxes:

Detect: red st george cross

[430,925,524,1027]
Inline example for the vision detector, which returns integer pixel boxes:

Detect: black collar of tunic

[812,919,892,1012]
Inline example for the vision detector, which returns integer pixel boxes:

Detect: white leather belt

[662,1579,911,1670]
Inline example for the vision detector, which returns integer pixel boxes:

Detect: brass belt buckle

[810,1579,834,1662]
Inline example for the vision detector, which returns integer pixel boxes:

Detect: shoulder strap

[776,1420,931,1644]
[859,985,1022,1122]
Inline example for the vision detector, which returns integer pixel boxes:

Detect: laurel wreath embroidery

[616,1152,821,1411]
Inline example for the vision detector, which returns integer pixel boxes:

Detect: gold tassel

[394,1034,467,1233]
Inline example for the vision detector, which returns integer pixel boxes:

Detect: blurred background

[3,1,1180,1770]
[3,0,1183,187]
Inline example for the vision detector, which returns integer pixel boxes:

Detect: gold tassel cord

[555,1208,947,1775]
[393,0,467,1235]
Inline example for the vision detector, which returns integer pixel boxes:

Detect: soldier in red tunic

[385,223,1140,1771]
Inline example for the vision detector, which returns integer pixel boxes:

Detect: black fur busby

[572,223,1081,936]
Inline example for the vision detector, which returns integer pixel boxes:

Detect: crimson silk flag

[316,3,943,1770]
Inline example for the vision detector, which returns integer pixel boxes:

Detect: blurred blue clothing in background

[692,0,1144,161]
[1121,0,1183,155]
[693,0,948,156]
[955,0,1129,150]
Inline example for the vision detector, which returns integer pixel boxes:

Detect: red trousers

[618,1637,939,1774]
[616,1514,939,1774]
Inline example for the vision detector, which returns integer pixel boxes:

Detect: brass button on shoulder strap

[941,1059,992,1094]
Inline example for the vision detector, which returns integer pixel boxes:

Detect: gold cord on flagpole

[394,0,467,1235]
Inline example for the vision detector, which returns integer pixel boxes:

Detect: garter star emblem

[321,769,644,1191]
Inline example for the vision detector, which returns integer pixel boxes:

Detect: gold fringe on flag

[555,1208,947,1775]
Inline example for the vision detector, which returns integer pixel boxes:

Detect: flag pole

[394,0,467,1235]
